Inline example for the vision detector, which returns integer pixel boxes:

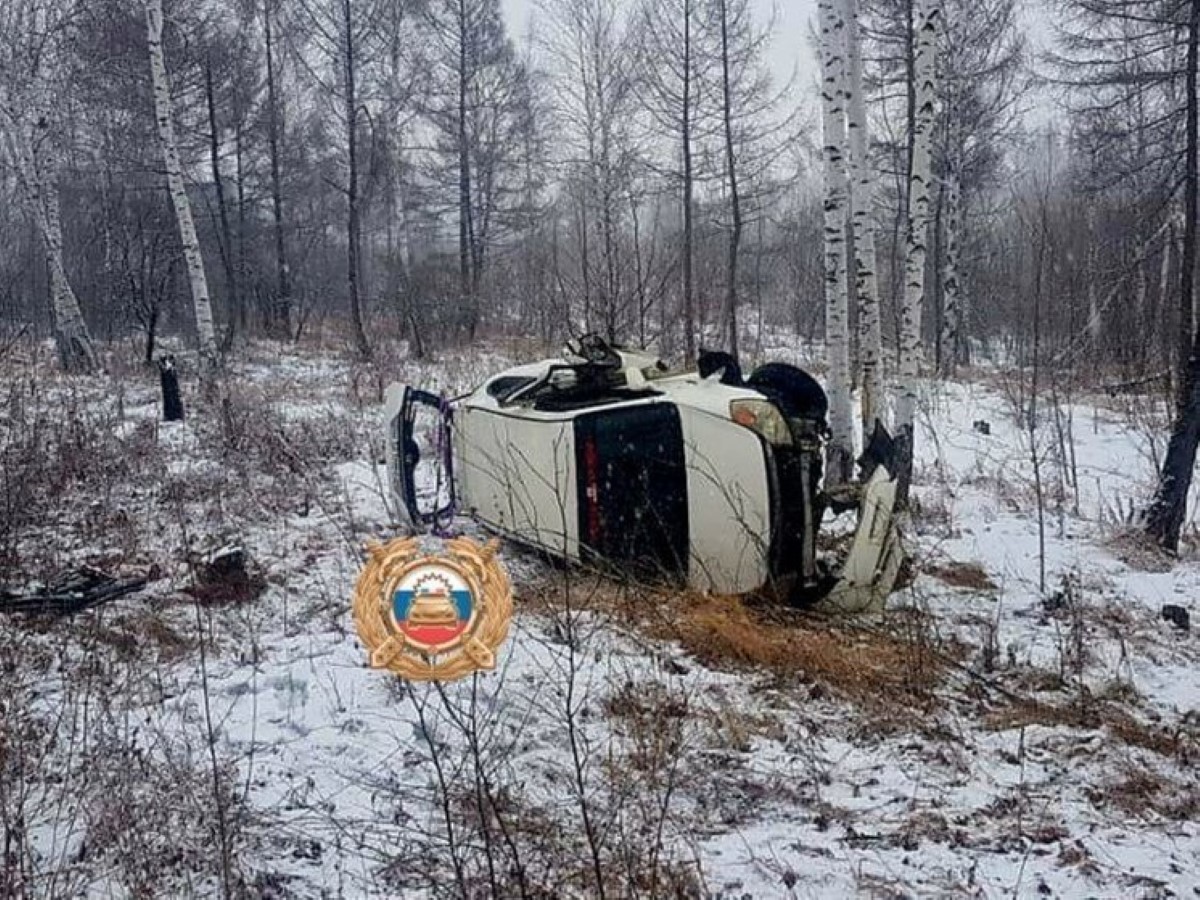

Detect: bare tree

[293,0,388,358]
[203,50,242,352]
[639,0,711,361]
[1146,0,1200,551]
[341,0,373,358]
[708,0,789,360]
[422,0,534,341]
[935,0,1024,375]
[541,0,640,341]
[260,0,293,338]
[716,0,744,359]
[1053,0,1200,549]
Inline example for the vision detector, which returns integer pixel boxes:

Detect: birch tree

[1,119,99,373]
[818,0,855,485]
[145,0,219,368]
[844,0,884,438]
[895,0,939,491]
[0,0,98,373]
[939,150,963,373]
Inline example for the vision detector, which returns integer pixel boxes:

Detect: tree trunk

[718,0,742,361]
[159,354,185,422]
[145,0,219,371]
[818,0,855,485]
[1135,235,1150,370]
[44,185,98,373]
[235,126,248,335]
[895,0,939,497]
[1,121,99,373]
[1168,217,1188,391]
[457,0,475,340]
[206,60,241,354]
[844,0,883,437]
[264,0,293,338]
[682,0,696,363]
[342,0,372,359]
[1086,211,1101,356]
[939,160,962,376]
[1146,0,1200,552]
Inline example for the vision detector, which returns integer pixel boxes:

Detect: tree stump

[158,353,184,421]
[185,546,266,605]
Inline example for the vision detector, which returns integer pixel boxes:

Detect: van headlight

[730,399,793,446]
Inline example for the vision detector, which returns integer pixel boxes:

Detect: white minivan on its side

[384,335,903,611]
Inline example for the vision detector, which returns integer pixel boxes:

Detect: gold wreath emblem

[352,536,513,682]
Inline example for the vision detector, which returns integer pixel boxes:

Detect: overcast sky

[500,0,822,114]
[499,0,1057,132]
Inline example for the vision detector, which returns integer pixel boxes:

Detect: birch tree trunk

[895,0,939,493]
[938,158,962,376]
[818,0,855,485]
[145,0,219,369]
[1,122,98,373]
[844,0,883,437]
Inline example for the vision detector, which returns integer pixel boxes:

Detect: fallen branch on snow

[0,566,150,616]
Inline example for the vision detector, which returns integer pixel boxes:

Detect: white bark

[818,0,855,485]
[0,115,98,372]
[896,0,940,437]
[145,0,219,366]
[939,160,962,375]
[843,0,884,437]
[1086,211,1102,351]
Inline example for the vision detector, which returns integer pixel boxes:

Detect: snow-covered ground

[2,339,1197,898]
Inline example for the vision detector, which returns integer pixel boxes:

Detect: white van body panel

[454,406,581,561]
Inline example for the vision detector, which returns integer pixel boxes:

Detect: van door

[383,384,455,530]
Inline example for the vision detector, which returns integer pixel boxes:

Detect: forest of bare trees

[4,0,1200,544]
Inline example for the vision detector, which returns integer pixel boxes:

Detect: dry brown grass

[1086,766,1200,821]
[524,575,946,710]
[985,698,1190,759]
[1102,529,1176,573]
[924,560,998,592]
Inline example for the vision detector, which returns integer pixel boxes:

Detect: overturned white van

[384,336,903,611]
